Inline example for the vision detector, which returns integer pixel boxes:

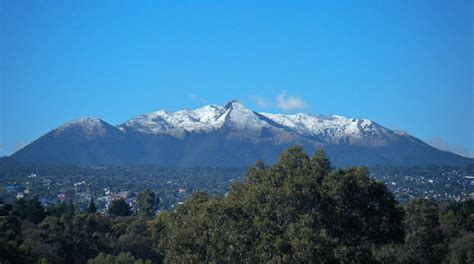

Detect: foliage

[402,199,446,263]
[446,233,474,264]
[136,189,159,218]
[87,252,151,264]
[0,147,473,263]
[440,199,474,237]
[87,198,97,214]
[158,146,404,263]
[108,198,132,217]
[0,197,158,264]
[12,196,46,224]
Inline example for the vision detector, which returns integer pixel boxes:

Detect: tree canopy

[108,198,132,217]
[0,147,473,263]
[137,189,159,218]
[87,198,97,214]
[156,146,404,263]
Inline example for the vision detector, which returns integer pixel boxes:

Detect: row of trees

[1,147,473,263]
[0,189,160,264]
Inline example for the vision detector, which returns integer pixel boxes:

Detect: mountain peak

[224,99,243,109]
[62,117,104,127]
[55,117,112,138]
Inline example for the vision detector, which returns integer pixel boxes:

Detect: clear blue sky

[1,1,473,157]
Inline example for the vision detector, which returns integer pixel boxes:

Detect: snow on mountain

[260,113,398,146]
[223,100,269,130]
[119,104,227,137]
[119,100,272,136]
[55,117,112,139]
[119,100,400,146]
[60,117,104,127]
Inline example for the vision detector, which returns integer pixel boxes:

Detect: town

[1,161,473,212]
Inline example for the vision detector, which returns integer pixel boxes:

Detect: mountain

[10,100,473,167]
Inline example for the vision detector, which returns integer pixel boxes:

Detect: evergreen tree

[403,199,446,263]
[87,198,97,214]
[108,198,132,217]
[136,189,159,218]
[12,196,46,224]
[0,198,12,216]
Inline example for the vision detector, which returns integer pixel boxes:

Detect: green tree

[446,233,474,264]
[403,199,446,264]
[0,214,25,263]
[157,146,404,263]
[31,212,113,263]
[87,252,151,264]
[0,198,12,216]
[65,200,76,219]
[118,234,157,262]
[136,189,159,218]
[87,198,97,214]
[46,202,68,217]
[12,196,46,224]
[108,198,132,217]
[440,199,474,238]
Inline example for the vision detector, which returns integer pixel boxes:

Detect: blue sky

[1,1,473,157]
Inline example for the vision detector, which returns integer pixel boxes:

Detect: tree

[38,257,49,264]
[440,199,474,238]
[12,196,46,224]
[0,213,25,263]
[136,189,159,218]
[403,199,446,263]
[46,202,68,217]
[87,252,151,264]
[446,233,474,264]
[158,146,404,263]
[108,198,132,217]
[322,167,405,241]
[87,198,97,214]
[30,211,114,263]
[65,200,76,217]
[118,234,157,262]
[0,198,12,216]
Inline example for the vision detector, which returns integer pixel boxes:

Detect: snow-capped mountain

[10,100,473,167]
[119,100,406,146]
[259,113,401,146]
[55,117,120,139]
[120,100,278,135]
[119,104,228,137]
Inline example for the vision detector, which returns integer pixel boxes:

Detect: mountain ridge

[10,100,474,167]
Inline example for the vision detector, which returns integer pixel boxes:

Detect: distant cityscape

[369,166,474,202]
[1,162,473,212]
[0,163,242,211]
